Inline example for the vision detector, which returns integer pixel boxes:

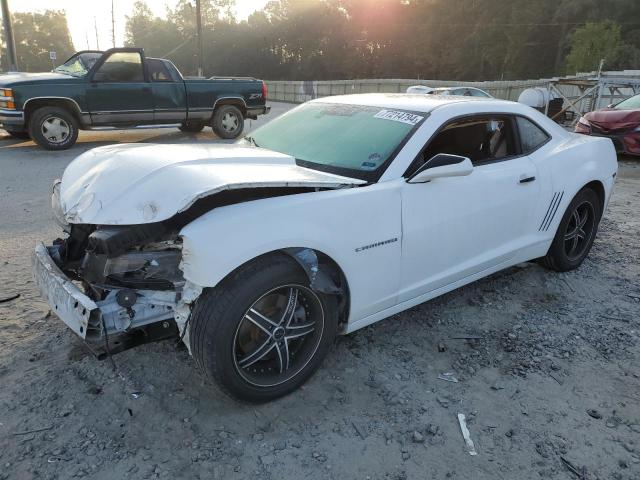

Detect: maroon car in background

[575,93,640,155]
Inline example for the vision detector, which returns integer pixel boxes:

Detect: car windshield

[246,102,424,181]
[54,52,102,77]
[614,94,640,110]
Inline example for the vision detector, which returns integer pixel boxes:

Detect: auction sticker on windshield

[374,110,424,125]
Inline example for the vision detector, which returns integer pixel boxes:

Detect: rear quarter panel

[184,79,265,112]
[535,133,617,237]
[179,181,403,323]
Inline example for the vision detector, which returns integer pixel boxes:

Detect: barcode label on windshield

[374,110,424,125]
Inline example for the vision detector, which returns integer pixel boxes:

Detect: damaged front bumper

[32,242,198,358]
[33,242,98,339]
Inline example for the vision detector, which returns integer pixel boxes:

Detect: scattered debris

[438,372,459,383]
[437,342,447,352]
[0,293,20,304]
[549,373,564,385]
[586,409,602,420]
[457,414,477,456]
[12,426,53,436]
[352,421,366,439]
[560,456,587,479]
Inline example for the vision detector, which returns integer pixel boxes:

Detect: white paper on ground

[457,413,478,456]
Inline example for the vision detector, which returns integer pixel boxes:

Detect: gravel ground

[0,103,638,480]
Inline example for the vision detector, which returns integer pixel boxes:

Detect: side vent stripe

[543,191,564,231]
[539,192,559,231]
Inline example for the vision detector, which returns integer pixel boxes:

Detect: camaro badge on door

[355,237,398,253]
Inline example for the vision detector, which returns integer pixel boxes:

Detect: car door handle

[519,175,536,184]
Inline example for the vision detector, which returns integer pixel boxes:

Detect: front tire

[190,254,338,402]
[539,187,601,272]
[28,106,78,150]
[211,105,244,139]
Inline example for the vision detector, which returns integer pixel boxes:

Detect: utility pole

[1,0,18,71]
[111,0,116,48]
[196,0,203,77]
[94,17,100,50]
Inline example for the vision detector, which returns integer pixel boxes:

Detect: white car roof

[310,93,511,114]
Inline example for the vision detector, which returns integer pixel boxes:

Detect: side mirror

[606,103,614,109]
[407,154,473,183]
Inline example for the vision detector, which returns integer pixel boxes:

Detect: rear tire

[211,105,244,139]
[190,253,339,403]
[28,106,78,150]
[178,121,205,133]
[539,188,601,272]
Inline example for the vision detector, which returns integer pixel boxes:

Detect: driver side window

[421,115,517,167]
[93,52,144,82]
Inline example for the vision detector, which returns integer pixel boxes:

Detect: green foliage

[8,0,640,79]
[566,21,623,73]
[1,10,75,72]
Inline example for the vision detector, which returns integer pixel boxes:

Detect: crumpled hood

[60,143,365,225]
[584,108,640,131]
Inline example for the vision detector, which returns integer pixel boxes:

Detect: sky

[11,0,270,51]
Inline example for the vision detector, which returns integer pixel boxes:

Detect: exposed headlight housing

[103,249,183,288]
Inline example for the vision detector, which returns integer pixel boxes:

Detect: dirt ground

[0,104,638,480]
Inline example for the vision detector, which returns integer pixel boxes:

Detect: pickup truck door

[86,50,154,125]
[146,58,187,123]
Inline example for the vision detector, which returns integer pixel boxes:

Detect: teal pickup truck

[0,48,270,149]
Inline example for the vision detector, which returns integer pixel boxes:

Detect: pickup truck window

[54,52,102,77]
[93,52,144,83]
[162,60,183,82]
[147,59,173,82]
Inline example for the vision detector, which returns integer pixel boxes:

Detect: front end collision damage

[37,179,355,357]
[34,228,194,357]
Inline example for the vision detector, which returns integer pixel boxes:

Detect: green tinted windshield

[614,94,640,110]
[247,102,424,180]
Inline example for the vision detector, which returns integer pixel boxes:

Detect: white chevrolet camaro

[34,94,618,402]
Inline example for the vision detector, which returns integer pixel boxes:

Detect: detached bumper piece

[32,243,180,358]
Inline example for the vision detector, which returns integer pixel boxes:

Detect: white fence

[265,70,640,111]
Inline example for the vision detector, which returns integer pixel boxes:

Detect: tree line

[3,0,640,80]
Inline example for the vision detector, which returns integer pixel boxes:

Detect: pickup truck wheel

[190,253,339,403]
[5,130,30,140]
[212,105,244,139]
[179,122,205,133]
[28,106,78,150]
